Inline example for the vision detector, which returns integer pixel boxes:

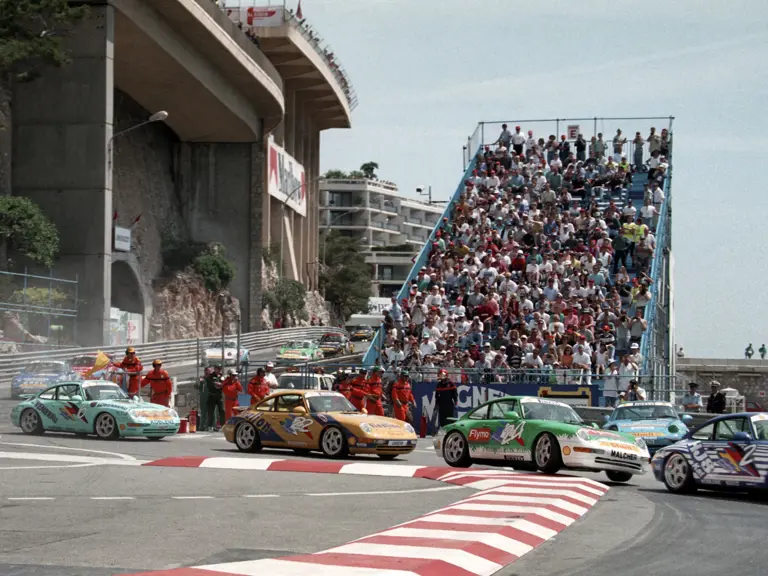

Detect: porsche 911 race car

[276,340,324,364]
[10,360,77,399]
[318,333,354,357]
[71,353,115,377]
[651,412,768,494]
[434,395,650,482]
[223,390,417,459]
[10,380,180,440]
[349,325,374,341]
[603,400,692,454]
[200,340,249,368]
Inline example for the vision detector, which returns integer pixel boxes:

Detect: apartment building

[319,178,443,296]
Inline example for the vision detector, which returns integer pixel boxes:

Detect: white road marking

[306,485,464,497]
[198,559,418,576]
[90,496,135,500]
[445,503,574,526]
[0,463,98,471]
[339,463,425,477]
[172,496,215,500]
[243,494,281,498]
[376,526,532,556]
[465,493,589,515]
[476,485,599,505]
[0,440,137,461]
[7,497,55,501]
[199,457,283,470]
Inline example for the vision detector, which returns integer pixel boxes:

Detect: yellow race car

[222,390,417,460]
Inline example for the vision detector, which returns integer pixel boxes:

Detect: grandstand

[363,117,675,400]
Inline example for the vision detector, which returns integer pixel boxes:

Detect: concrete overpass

[11,0,353,346]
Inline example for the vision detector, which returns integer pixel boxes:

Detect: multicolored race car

[200,340,250,369]
[223,390,417,459]
[10,380,180,440]
[603,400,692,454]
[10,360,77,400]
[318,333,354,357]
[434,395,650,482]
[349,325,374,341]
[70,353,115,377]
[652,412,768,494]
[276,340,324,364]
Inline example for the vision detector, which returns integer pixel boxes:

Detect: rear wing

[18,393,36,401]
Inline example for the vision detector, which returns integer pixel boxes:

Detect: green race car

[276,340,324,364]
[10,380,180,440]
[434,395,650,482]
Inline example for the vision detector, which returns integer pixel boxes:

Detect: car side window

[56,384,81,400]
[714,418,750,441]
[256,398,275,411]
[691,422,714,441]
[467,405,488,420]
[275,395,303,412]
[38,387,56,400]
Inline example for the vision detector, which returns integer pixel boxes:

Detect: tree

[0,195,59,268]
[348,170,364,178]
[0,0,88,82]
[320,231,371,321]
[263,278,308,326]
[323,169,348,179]
[359,161,379,179]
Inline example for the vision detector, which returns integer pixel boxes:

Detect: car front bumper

[564,450,650,475]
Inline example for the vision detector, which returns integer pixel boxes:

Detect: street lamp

[278,175,327,279]
[322,209,360,266]
[108,110,169,170]
[416,185,448,205]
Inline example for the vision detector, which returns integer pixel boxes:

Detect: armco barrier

[0,327,346,387]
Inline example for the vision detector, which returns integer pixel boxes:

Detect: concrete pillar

[310,128,320,289]
[12,6,114,346]
[285,90,296,155]
[248,141,265,332]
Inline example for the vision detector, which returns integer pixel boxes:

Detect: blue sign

[412,381,603,435]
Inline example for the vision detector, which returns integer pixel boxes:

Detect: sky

[292,0,768,358]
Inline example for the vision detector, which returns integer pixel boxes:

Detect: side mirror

[71,395,83,403]
[733,431,752,442]
[681,414,693,424]
[504,411,520,421]
[603,415,610,424]
[293,406,307,414]
[591,422,600,429]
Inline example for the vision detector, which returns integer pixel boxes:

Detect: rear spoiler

[18,394,35,401]
[444,417,458,425]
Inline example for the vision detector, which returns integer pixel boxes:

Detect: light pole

[416,185,448,205]
[279,175,326,279]
[108,111,169,171]
[321,208,360,266]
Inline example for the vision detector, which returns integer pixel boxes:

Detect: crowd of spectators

[377,125,671,402]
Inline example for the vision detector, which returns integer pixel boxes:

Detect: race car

[318,333,354,357]
[434,395,650,482]
[10,360,77,400]
[223,390,417,459]
[70,353,115,377]
[349,325,374,341]
[603,400,692,454]
[200,340,249,369]
[276,340,324,364]
[10,380,180,440]
[651,412,768,494]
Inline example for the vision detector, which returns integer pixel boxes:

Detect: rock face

[149,271,240,342]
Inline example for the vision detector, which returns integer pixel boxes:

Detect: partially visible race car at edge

[276,340,324,364]
[434,395,650,482]
[318,333,354,357]
[223,390,417,459]
[11,380,180,440]
[603,400,692,454]
[651,412,768,495]
[10,360,77,400]
[200,340,249,369]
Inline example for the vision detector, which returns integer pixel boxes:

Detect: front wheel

[20,408,44,435]
[443,431,472,468]
[534,433,563,474]
[94,413,119,440]
[320,426,349,459]
[605,470,633,483]
[235,421,262,453]
[663,453,696,493]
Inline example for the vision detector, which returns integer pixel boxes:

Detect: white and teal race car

[603,400,692,455]
[10,380,180,440]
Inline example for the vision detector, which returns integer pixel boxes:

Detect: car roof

[617,400,674,406]
[28,360,67,365]
[707,411,768,421]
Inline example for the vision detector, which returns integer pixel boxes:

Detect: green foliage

[9,286,69,308]
[192,245,236,292]
[359,161,379,179]
[263,278,307,324]
[348,170,364,178]
[323,169,348,179]
[320,231,371,321]
[261,243,281,267]
[0,195,59,268]
[0,0,88,82]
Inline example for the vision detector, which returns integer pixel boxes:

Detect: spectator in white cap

[264,361,279,389]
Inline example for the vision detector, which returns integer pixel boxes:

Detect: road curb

[126,459,609,576]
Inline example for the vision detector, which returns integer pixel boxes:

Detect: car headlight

[668,424,679,434]
[635,437,647,449]
[129,410,146,421]
[404,423,415,435]
[169,410,178,419]
[576,429,590,441]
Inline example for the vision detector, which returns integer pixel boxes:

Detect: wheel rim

[444,432,465,464]
[322,428,343,455]
[664,454,689,489]
[21,410,38,433]
[536,435,552,467]
[237,423,256,449]
[96,414,115,438]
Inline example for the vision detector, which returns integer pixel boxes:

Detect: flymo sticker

[468,428,491,443]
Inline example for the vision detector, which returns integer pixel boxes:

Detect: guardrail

[0,327,347,386]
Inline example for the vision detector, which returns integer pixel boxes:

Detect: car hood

[13,374,63,383]
[573,425,639,445]
[323,412,416,438]
[613,419,685,434]
[205,349,238,354]
[320,342,342,348]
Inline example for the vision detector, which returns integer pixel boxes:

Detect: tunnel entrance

[111,261,145,345]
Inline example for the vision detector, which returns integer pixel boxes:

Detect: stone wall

[677,367,768,405]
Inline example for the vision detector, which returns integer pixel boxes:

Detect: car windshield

[210,341,237,350]
[284,341,311,350]
[522,401,583,424]
[278,375,315,390]
[613,404,678,420]
[307,395,357,413]
[321,334,342,343]
[751,416,768,440]
[72,356,97,367]
[25,362,66,374]
[83,384,128,401]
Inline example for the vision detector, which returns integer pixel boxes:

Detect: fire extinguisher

[188,409,197,433]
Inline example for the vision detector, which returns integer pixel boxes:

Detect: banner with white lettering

[267,136,307,217]
[224,5,285,29]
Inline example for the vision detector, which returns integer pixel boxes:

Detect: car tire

[443,431,472,468]
[94,413,119,440]
[320,426,349,459]
[663,452,696,493]
[378,454,398,461]
[605,470,633,483]
[533,432,563,474]
[235,421,262,453]
[20,408,44,435]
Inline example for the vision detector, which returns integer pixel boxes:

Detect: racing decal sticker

[494,422,526,446]
[59,403,78,421]
[468,428,492,443]
[583,429,624,441]
[33,400,58,423]
[752,414,768,422]
[316,413,329,423]
[622,401,666,407]
[610,449,638,461]
[629,431,664,437]
[281,415,314,438]
[132,410,174,421]
[599,441,641,453]
[716,443,760,477]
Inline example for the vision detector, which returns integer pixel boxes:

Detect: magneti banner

[267,136,307,217]
[224,5,285,29]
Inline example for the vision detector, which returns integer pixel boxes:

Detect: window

[380,266,394,281]
[467,405,488,420]
[38,387,56,400]
[256,397,275,411]
[275,395,304,412]
[691,422,714,441]
[489,400,518,420]
[56,385,82,401]
[714,418,750,441]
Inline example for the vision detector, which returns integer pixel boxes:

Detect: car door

[709,417,763,484]
[487,399,530,462]
[29,386,60,430]
[49,384,86,432]
[263,394,318,448]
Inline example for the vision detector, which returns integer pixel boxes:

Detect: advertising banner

[267,135,307,217]
[224,5,285,28]
[367,297,392,314]
[412,381,602,435]
[567,124,580,139]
